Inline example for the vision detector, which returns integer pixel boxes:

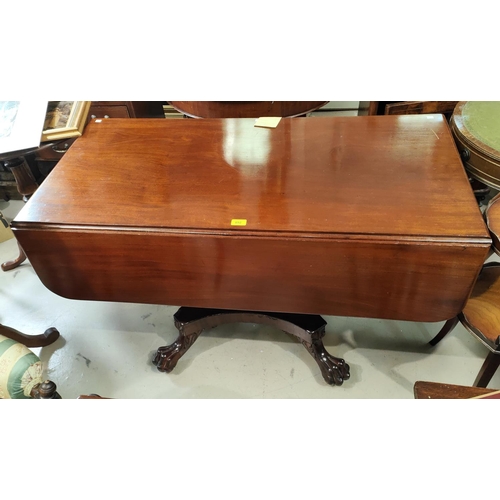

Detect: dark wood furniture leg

[2,157,37,272]
[468,177,490,203]
[153,307,350,386]
[30,380,61,399]
[3,157,38,198]
[0,323,60,348]
[473,351,500,387]
[428,316,460,346]
[1,241,27,271]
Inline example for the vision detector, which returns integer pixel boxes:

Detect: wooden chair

[429,194,500,387]
[1,156,38,272]
[485,189,500,251]
[413,381,500,399]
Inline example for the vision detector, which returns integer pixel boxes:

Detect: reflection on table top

[15,115,488,243]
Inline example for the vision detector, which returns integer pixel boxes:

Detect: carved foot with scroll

[301,336,350,386]
[1,241,27,272]
[153,331,203,373]
[0,324,60,348]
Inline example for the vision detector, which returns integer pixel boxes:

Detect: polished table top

[16,115,488,240]
[12,116,491,322]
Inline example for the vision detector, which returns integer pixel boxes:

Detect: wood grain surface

[485,193,500,255]
[461,263,500,347]
[14,116,488,239]
[14,227,488,321]
[414,381,497,399]
[384,101,459,116]
[12,116,491,322]
[168,101,328,118]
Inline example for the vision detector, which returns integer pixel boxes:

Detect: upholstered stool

[0,334,60,399]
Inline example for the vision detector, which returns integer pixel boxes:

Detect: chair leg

[0,323,60,348]
[1,241,27,272]
[429,316,460,346]
[473,351,500,388]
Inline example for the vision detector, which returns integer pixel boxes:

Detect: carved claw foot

[302,339,350,386]
[154,307,350,386]
[153,331,202,373]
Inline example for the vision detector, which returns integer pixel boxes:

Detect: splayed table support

[153,307,350,386]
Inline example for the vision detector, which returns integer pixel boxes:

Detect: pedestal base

[153,307,350,386]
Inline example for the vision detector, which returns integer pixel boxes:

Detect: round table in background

[168,101,329,119]
[450,101,500,190]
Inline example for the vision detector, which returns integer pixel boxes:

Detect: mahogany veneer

[168,101,328,118]
[11,116,491,384]
[413,381,497,399]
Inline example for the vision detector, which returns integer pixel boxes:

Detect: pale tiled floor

[2,193,499,399]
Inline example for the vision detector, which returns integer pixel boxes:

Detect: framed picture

[41,101,91,142]
[0,101,48,155]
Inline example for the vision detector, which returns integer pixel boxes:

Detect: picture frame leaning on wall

[41,101,91,142]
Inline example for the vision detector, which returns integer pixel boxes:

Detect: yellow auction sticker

[231,219,247,226]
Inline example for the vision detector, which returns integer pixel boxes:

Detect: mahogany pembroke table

[11,115,491,386]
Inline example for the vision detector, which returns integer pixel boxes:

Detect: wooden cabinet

[89,104,130,119]
[88,101,165,120]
